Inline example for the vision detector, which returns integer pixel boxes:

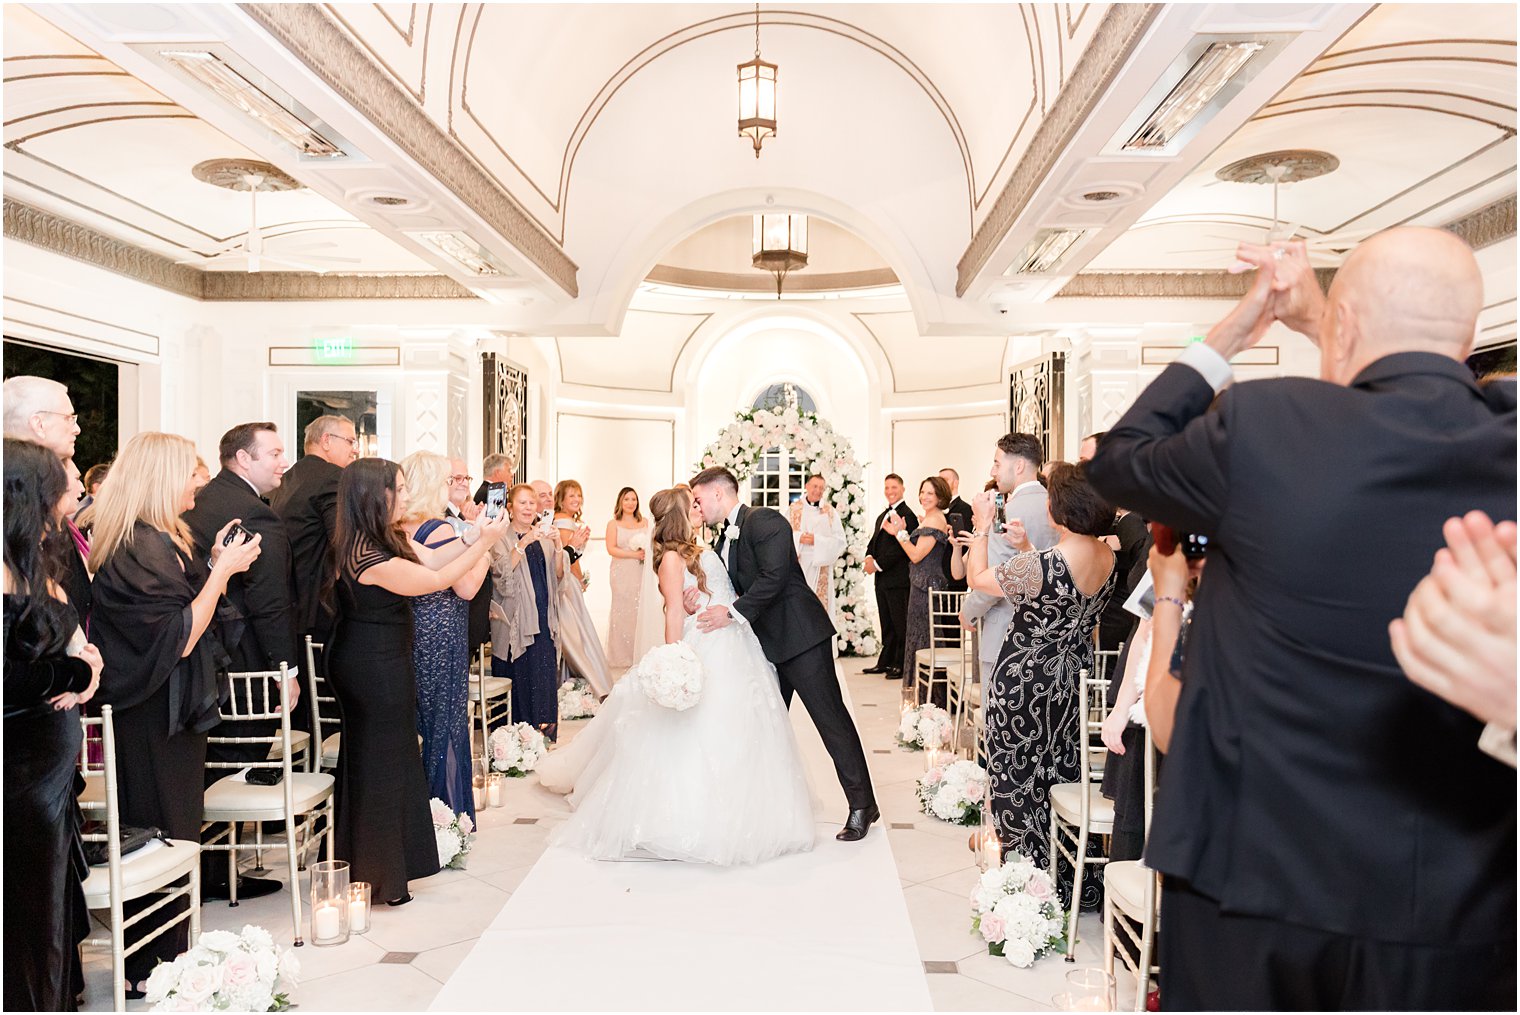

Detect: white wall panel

[888,413,1006,501]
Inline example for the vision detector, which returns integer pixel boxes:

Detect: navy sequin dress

[411,519,475,821]
[492,536,559,741]
[901,527,950,704]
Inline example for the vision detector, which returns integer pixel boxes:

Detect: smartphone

[221,522,253,547]
[484,483,507,520]
[536,509,554,532]
[1180,532,1211,559]
[992,492,1006,521]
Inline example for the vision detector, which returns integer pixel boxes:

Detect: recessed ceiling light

[161,50,345,159]
[410,231,508,277]
[1011,229,1091,275]
[1123,41,1264,152]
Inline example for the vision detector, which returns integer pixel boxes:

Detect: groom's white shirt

[718,502,751,626]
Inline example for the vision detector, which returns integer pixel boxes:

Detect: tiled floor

[80,658,1135,1012]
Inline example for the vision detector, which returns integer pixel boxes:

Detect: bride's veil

[628,519,667,664]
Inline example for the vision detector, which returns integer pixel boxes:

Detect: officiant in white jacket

[790,474,848,622]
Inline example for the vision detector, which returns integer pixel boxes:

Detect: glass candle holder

[925,747,944,772]
[347,881,371,935]
[1061,968,1115,1011]
[488,772,505,808]
[472,772,487,811]
[309,860,350,947]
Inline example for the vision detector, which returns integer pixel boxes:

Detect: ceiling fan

[1174,149,1380,267]
[179,158,363,274]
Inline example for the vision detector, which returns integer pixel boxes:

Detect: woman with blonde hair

[88,431,261,993]
[538,487,813,866]
[551,479,611,696]
[398,451,489,819]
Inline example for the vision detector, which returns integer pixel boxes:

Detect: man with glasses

[270,414,359,644]
[4,375,91,622]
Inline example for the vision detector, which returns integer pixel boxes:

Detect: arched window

[747,382,815,509]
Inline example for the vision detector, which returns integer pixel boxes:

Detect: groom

[688,467,879,841]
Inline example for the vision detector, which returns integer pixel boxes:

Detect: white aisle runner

[432,666,932,1011]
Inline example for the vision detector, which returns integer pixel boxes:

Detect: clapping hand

[1004,519,1031,552]
[882,512,906,536]
[568,525,591,551]
[971,491,996,531]
[1232,239,1325,341]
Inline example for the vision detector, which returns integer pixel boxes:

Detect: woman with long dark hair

[3,439,104,1011]
[327,458,506,905]
[604,486,648,669]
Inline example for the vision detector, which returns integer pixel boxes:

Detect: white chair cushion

[82,838,200,906]
[320,732,341,767]
[469,676,511,700]
[203,772,334,821]
[913,650,967,673]
[267,730,310,760]
[1049,782,1115,830]
[1105,859,1156,920]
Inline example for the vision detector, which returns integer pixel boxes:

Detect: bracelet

[895,530,910,542]
[1156,595,1186,610]
[460,526,479,547]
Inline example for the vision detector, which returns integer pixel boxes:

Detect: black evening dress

[4,593,93,1012]
[491,537,559,741]
[410,520,474,821]
[985,547,1115,910]
[92,523,233,984]
[901,527,950,704]
[329,541,442,902]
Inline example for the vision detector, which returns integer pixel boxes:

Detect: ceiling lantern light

[737,4,777,158]
[752,213,808,297]
[1011,228,1090,275]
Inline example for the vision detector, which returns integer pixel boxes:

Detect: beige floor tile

[297,961,444,1011]
[901,884,989,963]
[411,938,481,984]
[926,972,1046,1012]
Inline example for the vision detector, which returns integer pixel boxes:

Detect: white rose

[238,925,274,951]
[221,950,259,989]
[174,963,223,1004]
[435,826,461,866]
[429,797,455,827]
[276,949,301,993]
[196,930,240,953]
[143,960,181,1002]
[1004,937,1036,968]
[254,949,278,986]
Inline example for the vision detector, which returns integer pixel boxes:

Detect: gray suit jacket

[961,483,1058,669]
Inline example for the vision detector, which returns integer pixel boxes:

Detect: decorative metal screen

[482,353,528,484]
[1008,352,1066,463]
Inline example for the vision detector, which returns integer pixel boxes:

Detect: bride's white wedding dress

[537,549,816,865]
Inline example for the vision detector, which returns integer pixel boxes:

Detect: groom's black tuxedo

[717,504,875,810]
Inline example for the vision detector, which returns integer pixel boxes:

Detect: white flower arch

[697,402,878,656]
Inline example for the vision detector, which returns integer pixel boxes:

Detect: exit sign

[314,335,354,362]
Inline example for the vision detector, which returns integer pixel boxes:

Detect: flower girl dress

[538,549,815,865]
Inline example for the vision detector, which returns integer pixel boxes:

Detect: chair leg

[286,812,304,947]
[1102,892,1115,981]
[111,895,126,1013]
[190,863,202,940]
[1067,825,1088,961]
[254,820,266,872]
[1136,882,1156,1011]
[228,822,240,907]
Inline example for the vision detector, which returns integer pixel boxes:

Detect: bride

[537,486,815,865]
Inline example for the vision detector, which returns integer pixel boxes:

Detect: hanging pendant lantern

[737,4,777,158]
[752,213,808,298]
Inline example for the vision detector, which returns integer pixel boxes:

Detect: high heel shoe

[386,893,413,907]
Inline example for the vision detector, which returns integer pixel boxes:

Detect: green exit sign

[314,335,354,362]
[1187,334,1205,344]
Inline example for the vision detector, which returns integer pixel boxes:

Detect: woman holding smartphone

[327,459,508,906]
[491,485,566,740]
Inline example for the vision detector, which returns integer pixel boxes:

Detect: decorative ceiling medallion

[1215,150,1340,186]
[190,159,303,192]
[369,195,411,207]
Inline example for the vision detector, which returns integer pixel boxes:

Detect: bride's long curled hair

[649,487,709,596]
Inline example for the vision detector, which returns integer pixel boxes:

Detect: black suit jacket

[721,504,835,664]
[865,502,918,590]
[446,504,494,652]
[268,455,340,638]
[1087,353,1516,946]
[183,469,301,672]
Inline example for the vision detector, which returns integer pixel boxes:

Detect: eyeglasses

[325,433,360,448]
[35,410,79,425]
[449,474,473,485]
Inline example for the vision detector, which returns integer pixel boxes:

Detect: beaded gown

[410,520,474,821]
[901,527,950,703]
[985,547,1115,911]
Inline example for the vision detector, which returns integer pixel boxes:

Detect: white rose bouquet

[146,924,299,1012]
[633,642,704,711]
[896,704,953,751]
[627,530,651,555]
[968,854,1065,967]
[916,759,988,825]
[489,722,547,777]
[557,677,599,720]
[430,797,475,869]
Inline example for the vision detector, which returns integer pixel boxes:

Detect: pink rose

[458,813,474,835]
[517,727,533,744]
[1025,875,1054,902]
[924,769,944,786]
[221,950,258,989]
[979,913,1007,943]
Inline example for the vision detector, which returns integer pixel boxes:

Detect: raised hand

[1205,251,1278,362]
[971,491,996,531]
[1232,239,1325,341]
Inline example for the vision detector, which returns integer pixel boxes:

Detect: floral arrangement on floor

[916,759,989,825]
[430,797,475,869]
[969,854,1066,968]
[633,642,704,711]
[696,401,877,656]
[145,925,299,1012]
[557,677,599,720]
[489,722,548,777]
[897,704,953,751]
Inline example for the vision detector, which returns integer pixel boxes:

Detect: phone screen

[484,483,507,519]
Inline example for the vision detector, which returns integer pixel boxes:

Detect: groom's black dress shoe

[836,805,880,842]
[862,663,888,674]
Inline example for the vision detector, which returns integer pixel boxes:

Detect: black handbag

[246,767,284,786]
[82,823,170,867]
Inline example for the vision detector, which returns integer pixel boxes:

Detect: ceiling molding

[1445,193,1518,250]
[4,196,203,299]
[955,4,1161,296]
[644,264,899,293]
[237,2,579,297]
[4,197,478,301]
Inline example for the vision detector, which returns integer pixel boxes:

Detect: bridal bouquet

[557,677,599,720]
[634,642,704,711]
[896,704,953,751]
[145,925,299,1012]
[628,530,651,556]
[430,797,475,869]
[917,759,988,826]
[969,854,1066,967]
[489,723,548,777]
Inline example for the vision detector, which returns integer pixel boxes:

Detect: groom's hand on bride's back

[682,586,702,614]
